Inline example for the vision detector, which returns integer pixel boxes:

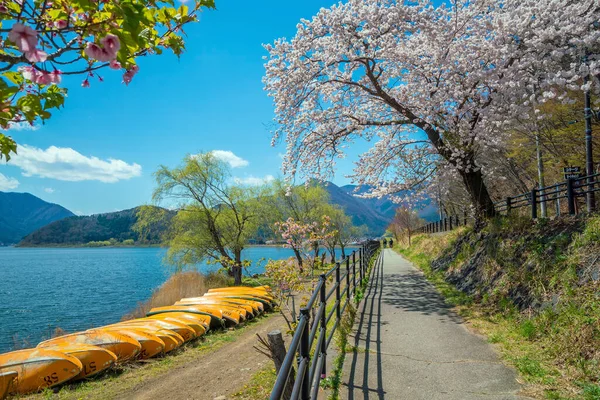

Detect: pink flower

[54,20,68,29]
[18,66,38,81]
[81,79,90,88]
[48,70,62,84]
[24,49,47,63]
[36,73,52,85]
[109,60,121,70]
[0,5,8,13]
[9,23,38,53]
[122,65,139,85]
[84,37,119,62]
[101,34,120,55]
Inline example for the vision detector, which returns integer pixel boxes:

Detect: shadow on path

[345,251,385,399]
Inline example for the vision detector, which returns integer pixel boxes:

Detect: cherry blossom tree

[263,0,599,221]
[0,0,216,160]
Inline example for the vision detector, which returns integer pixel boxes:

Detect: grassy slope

[395,217,600,400]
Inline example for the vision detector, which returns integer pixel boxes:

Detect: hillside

[18,206,174,247]
[0,191,75,245]
[324,182,438,235]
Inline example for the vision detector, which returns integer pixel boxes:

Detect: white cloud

[7,122,40,131]
[0,173,19,190]
[233,174,275,186]
[44,187,55,193]
[7,145,142,183]
[211,150,249,168]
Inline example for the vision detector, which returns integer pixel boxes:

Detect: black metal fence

[417,173,599,234]
[270,240,382,400]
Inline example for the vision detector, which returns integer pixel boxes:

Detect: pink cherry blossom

[81,79,90,88]
[54,20,68,29]
[109,60,121,70]
[48,70,62,84]
[9,23,38,53]
[101,34,120,55]
[24,49,47,63]
[122,65,139,85]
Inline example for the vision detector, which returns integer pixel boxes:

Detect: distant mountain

[340,184,439,221]
[324,183,438,236]
[0,192,75,245]
[18,206,174,247]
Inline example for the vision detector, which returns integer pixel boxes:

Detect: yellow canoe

[146,312,210,332]
[145,315,206,337]
[105,326,181,353]
[38,331,141,363]
[157,304,242,327]
[146,306,225,329]
[204,288,273,300]
[0,348,82,394]
[175,300,255,318]
[184,297,263,314]
[99,328,164,359]
[41,344,116,380]
[116,319,196,342]
[0,371,17,399]
[202,293,274,309]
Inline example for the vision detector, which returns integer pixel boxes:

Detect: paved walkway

[340,249,529,400]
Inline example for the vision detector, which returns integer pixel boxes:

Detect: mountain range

[0,192,75,245]
[1,182,437,246]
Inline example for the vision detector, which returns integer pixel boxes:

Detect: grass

[21,315,273,400]
[122,270,234,320]
[232,366,277,400]
[394,216,600,400]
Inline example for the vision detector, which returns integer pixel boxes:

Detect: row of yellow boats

[0,286,273,398]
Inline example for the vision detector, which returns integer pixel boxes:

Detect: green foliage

[149,153,267,281]
[19,206,173,246]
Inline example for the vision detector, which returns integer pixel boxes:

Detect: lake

[0,246,354,353]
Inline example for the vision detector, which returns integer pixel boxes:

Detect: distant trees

[388,207,423,246]
[146,152,265,284]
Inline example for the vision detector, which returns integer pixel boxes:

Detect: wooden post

[567,178,576,215]
[531,188,538,219]
[268,330,294,400]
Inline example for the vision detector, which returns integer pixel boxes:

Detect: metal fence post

[531,188,538,219]
[463,210,467,226]
[359,248,364,283]
[299,308,311,400]
[506,197,512,214]
[449,216,453,230]
[567,178,576,215]
[352,251,356,296]
[444,218,448,231]
[335,263,341,322]
[346,256,350,299]
[319,274,327,378]
[455,215,459,227]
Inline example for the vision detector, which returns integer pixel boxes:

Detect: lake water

[0,246,354,353]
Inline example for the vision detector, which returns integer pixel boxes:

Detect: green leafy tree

[147,152,264,284]
[0,0,215,160]
[264,180,332,267]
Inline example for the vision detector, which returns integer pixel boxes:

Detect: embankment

[396,215,600,399]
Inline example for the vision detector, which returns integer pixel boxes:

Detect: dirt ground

[119,313,285,400]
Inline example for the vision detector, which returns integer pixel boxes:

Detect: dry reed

[122,271,232,320]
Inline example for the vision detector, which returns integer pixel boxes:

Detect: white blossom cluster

[263,0,599,211]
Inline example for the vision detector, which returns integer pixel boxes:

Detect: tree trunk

[268,330,294,400]
[459,168,496,222]
[292,248,303,272]
[232,265,242,285]
[340,245,346,259]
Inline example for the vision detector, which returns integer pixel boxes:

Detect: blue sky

[0,0,363,215]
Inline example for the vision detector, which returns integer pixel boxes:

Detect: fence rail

[417,173,599,234]
[270,240,382,400]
